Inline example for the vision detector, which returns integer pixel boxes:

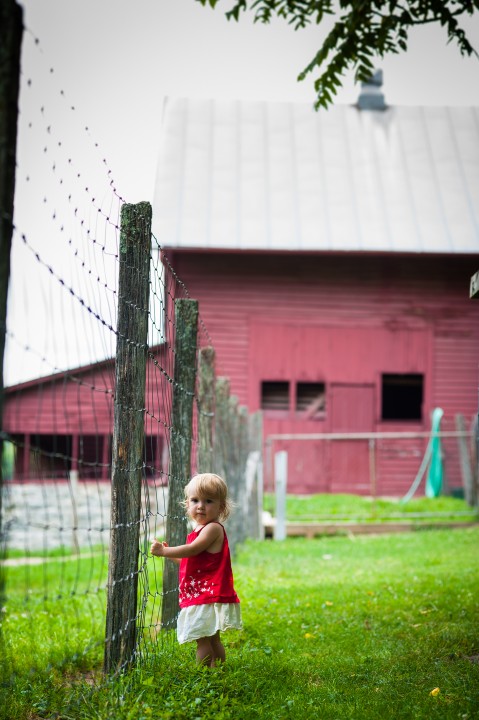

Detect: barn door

[329,384,375,495]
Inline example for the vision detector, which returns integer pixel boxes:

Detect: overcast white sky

[6,0,479,386]
[17,0,479,203]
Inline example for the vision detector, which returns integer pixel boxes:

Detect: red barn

[3,346,171,485]
[4,77,478,498]
[153,78,479,496]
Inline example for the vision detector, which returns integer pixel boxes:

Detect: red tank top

[178,522,240,608]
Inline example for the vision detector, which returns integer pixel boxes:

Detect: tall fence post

[235,405,250,545]
[104,201,152,674]
[456,414,476,506]
[161,298,198,630]
[197,346,215,473]
[211,378,264,552]
[0,0,23,607]
[213,377,230,481]
[248,411,264,540]
[369,438,377,499]
[274,450,288,541]
[213,379,245,550]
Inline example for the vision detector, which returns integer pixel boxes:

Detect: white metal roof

[153,97,479,254]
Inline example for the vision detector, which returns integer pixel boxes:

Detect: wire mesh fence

[1,210,263,678]
[0,13,263,696]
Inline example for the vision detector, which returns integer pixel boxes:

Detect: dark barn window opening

[31,434,72,478]
[261,381,290,411]
[381,374,423,421]
[144,434,161,478]
[79,435,105,479]
[261,380,326,417]
[296,382,326,417]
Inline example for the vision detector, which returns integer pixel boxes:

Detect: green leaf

[195,0,479,110]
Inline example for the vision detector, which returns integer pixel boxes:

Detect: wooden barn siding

[375,436,425,495]
[4,348,170,483]
[169,251,479,495]
[434,332,478,491]
[5,252,476,494]
[4,349,172,436]
[4,368,115,435]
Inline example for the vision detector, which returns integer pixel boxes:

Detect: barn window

[381,374,423,421]
[79,435,104,479]
[296,382,326,417]
[261,381,290,411]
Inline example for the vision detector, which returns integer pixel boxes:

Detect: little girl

[150,472,242,666]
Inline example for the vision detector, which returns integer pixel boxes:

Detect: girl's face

[186,490,222,526]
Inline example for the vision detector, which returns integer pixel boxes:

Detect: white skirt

[177,602,242,644]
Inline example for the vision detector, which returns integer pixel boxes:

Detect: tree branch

[195,0,479,108]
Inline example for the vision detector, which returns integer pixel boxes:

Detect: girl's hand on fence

[150,539,167,557]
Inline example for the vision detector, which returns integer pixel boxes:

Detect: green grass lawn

[263,493,478,523]
[2,528,478,720]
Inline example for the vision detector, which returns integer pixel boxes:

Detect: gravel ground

[2,480,168,552]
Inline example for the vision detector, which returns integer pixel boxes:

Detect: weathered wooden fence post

[456,414,476,506]
[161,298,198,630]
[104,201,152,674]
[197,346,215,473]
[247,411,264,540]
[235,405,249,545]
[0,0,23,606]
[274,451,288,541]
[212,377,255,553]
[213,377,230,481]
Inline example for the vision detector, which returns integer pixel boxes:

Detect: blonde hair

[183,473,232,521]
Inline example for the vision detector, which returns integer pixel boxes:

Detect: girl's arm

[150,523,223,560]
[157,545,180,565]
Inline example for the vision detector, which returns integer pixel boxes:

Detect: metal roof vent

[357,69,387,111]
